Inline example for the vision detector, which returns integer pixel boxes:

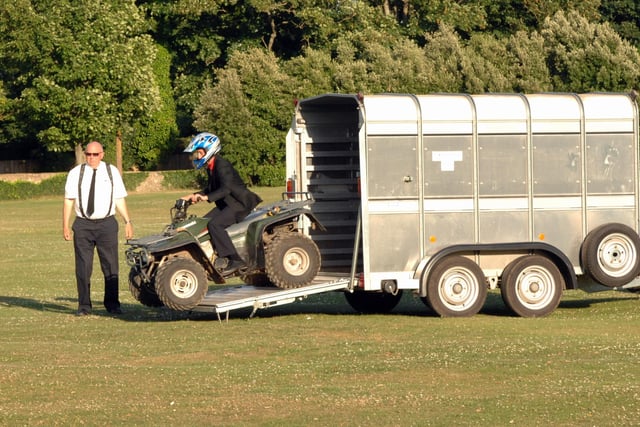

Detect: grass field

[2,190,640,426]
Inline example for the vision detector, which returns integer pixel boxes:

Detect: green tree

[125,44,179,170]
[599,0,640,47]
[505,30,553,93]
[0,0,161,163]
[138,0,227,135]
[462,33,516,92]
[421,24,467,92]
[386,0,488,41]
[283,48,336,98]
[475,0,600,36]
[193,48,293,186]
[542,10,640,92]
[331,28,434,94]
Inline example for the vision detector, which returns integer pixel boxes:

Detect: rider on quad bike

[125,134,323,311]
[180,132,262,276]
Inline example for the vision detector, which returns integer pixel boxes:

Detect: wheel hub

[516,269,553,306]
[452,283,464,294]
[171,271,198,298]
[440,271,477,307]
[283,248,309,277]
[599,237,633,276]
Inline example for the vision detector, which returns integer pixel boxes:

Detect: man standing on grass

[62,141,134,316]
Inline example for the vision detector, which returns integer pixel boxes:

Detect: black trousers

[72,216,120,311]
[204,206,249,259]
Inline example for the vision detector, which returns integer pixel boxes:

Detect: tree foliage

[125,44,179,170]
[2,0,640,184]
[0,0,161,163]
[542,10,640,92]
[193,48,292,185]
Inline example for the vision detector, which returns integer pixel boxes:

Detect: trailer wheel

[500,255,563,317]
[128,268,163,307]
[422,256,487,317]
[265,233,321,289]
[344,290,403,314]
[580,223,640,287]
[155,257,208,311]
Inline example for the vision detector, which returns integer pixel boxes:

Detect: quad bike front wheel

[265,233,321,289]
[128,268,164,307]
[154,256,208,311]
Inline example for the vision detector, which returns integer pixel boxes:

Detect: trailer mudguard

[417,242,578,296]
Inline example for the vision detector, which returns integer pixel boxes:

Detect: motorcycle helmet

[184,132,221,169]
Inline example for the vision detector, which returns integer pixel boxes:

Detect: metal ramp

[191,274,352,321]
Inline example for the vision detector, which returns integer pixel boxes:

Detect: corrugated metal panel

[418,94,474,135]
[362,95,419,135]
[472,94,528,134]
[527,94,581,133]
[580,93,635,133]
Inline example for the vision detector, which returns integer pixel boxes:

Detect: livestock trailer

[285,92,640,317]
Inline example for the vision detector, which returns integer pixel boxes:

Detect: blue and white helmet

[184,132,221,169]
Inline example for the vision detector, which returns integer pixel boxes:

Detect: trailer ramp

[192,274,352,321]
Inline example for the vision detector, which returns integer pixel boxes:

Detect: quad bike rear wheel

[265,233,321,289]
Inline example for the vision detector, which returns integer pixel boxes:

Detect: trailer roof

[297,93,636,134]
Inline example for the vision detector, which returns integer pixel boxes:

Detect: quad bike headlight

[125,247,151,268]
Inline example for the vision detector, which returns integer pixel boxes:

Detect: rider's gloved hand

[181,193,205,204]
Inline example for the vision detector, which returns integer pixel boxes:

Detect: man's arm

[115,198,134,240]
[62,198,75,241]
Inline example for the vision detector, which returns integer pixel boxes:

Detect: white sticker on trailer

[432,151,463,171]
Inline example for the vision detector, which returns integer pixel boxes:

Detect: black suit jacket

[201,156,262,219]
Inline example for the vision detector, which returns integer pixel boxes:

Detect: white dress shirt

[64,161,128,219]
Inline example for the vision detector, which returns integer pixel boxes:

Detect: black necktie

[87,168,96,217]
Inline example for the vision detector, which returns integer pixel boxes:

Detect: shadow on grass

[0,295,194,322]
[0,289,635,322]
[0,295,72,313]
[184,289,637,321]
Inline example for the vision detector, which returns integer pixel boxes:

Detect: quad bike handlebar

[171,198,193,223]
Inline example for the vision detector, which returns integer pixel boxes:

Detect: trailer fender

[416,242,578,297]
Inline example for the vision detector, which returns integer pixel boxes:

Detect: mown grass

[2,190,640,426]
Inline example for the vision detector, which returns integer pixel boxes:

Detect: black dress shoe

[214,257,229,270]
[223,259,247,275]
[76,309,91,316]
[107,307,123,315]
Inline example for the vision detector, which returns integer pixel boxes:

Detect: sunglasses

[85,152,102,157]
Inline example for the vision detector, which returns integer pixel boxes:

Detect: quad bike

[125,194,323,311]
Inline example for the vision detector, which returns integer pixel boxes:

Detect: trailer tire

[128,268,163,307]
[344,290,403,314]
[422,256,487,317]
[580,223,640,287]
[155,257,208,311]
[265,233,321,289]
[500,255,563,317]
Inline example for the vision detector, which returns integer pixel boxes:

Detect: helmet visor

[191,149,205,162]
[191,148,208,169]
